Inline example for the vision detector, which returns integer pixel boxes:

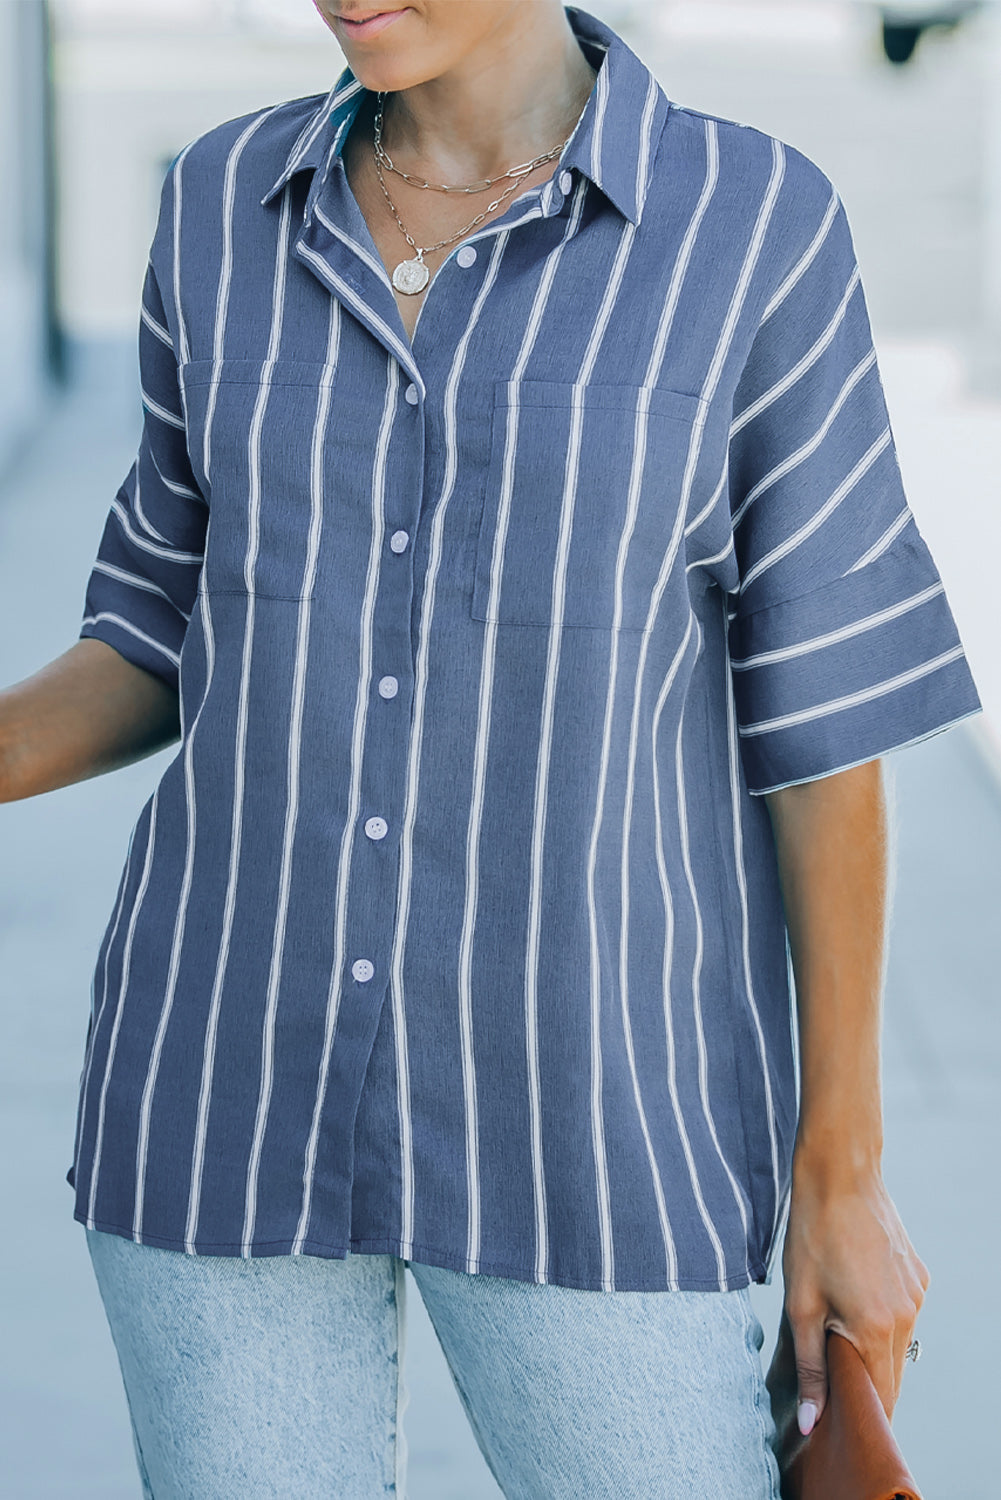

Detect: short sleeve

[726,187,981,794]
[79,170,206,693]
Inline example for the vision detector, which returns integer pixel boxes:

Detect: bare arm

[0,639,180,803]
[765,759,928,1432]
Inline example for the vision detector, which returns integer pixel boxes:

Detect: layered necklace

[372,90,577,295]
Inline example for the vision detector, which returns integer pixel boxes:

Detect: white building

[0,1,55,473]
[52,0,344,345]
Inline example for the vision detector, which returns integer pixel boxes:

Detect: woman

[0,2,980,1494]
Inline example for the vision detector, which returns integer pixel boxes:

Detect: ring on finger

[905,1338,921,1363]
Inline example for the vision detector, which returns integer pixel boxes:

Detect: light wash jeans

[86,1227,781,1499]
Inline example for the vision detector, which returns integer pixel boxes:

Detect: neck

[379,12,597,184]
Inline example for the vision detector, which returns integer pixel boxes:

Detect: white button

[390,530,410,554]
[351,958,374,983]
[378,675,399,700]
[456,244,477,268]
[365,816,388,841]
[404,383,419,404]
[559,170,573,195]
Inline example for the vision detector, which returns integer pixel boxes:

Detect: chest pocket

[471,380,705,631]
[181,359,334,599]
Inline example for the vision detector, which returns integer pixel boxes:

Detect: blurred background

[0,0,998,1494]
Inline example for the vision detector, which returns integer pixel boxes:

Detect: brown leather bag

[768,1321,923,1500]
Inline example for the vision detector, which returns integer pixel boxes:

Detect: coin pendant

[392,257,430,295]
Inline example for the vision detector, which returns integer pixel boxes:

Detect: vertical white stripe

[182,167,293,1250]
[632,73,661,219]
[457,200,592,1273]
[587,120,720,1289]
[293,355,397,1255]
[429,235,528,1272]
[134,145,295,1221]
[723,601,782,1245]
[523,222,637,1287]
[200,109,280,484]
[85,132,210,1233]
[453,182,591,1282]
[393,195,590,1263]
[707,140,787,402]
[85,791,160,1230]
[174,169,292,1254]
[181,586,217,1252]
[650,618,730,1284]
[176,172,293,1248]
[176,128,271,1245]
[170,148,192,367]
[617,129,785,1261]
[131,678,201,1237]
[242,298,340,1248]
[229,176,293,1251]
[589,54,609,194]
[71,823,139,1182]
[675,646,752,1255]
[604,121,718,1287]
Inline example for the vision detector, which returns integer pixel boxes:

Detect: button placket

[344,368,422,1014]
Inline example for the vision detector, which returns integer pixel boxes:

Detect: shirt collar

[262,5,670,227]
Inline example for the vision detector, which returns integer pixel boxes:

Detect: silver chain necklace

[372,91,572,295]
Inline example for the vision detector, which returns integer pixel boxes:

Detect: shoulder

[665,102,840,223]
[660,103,853,304]
[171,91,328,183]
[144,92,332,282]
[170,92,330,186]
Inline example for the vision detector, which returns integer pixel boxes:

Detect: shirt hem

[73,1211,767,1292]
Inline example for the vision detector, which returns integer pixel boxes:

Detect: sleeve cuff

[80,615,181,693]
[729,538,983,793]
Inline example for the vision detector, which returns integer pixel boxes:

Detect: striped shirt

[68,5,980,1291]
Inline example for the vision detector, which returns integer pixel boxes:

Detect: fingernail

[797,1400,819,1436]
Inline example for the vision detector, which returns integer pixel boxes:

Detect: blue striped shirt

[68,5,980,1291]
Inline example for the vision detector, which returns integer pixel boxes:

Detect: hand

[777,1159,929,1434]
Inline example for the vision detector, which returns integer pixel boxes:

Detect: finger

[765,1313,803,1466]
[905,1263,928,1310]
[893,1286,925,1407]
[867,1331,897,1420]
[889,1331,903,1411]
[893,1307,920,1408]
[789,1312,828,1435]
[894,1326,913,1408]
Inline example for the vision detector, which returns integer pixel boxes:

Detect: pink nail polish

[797,1400,819,1436]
